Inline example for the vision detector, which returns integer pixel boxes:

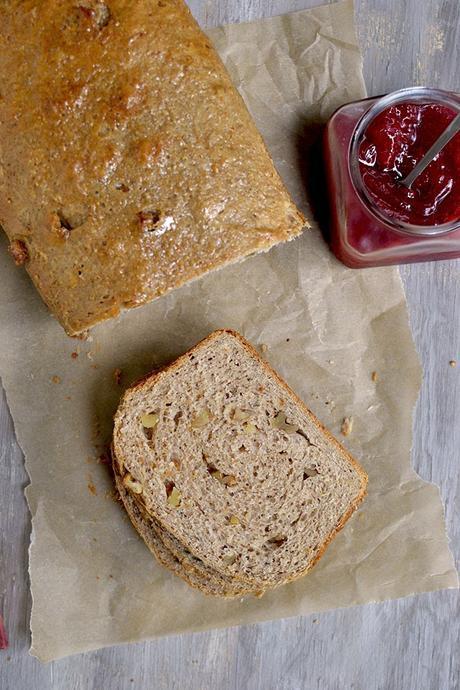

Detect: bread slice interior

[113,330,367,592]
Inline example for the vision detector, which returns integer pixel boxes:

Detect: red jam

[358,103,460,226]
[323,88,460,268]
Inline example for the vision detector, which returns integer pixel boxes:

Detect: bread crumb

[260,343,268,354]
[87,481,97,496]
[51,375,61,384]
[113,368,123,385]
[449,360,457,368]
[64,395,72,401]
[91,363,100,370]
[371,371,378,382]
[341,417,353,436]
[71,351,79,359]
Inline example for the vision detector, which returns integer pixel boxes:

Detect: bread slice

[0,0,305,336]
[114,469,257,598]
[113,330,367,590]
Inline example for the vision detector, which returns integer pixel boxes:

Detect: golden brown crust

[113,329,368,589]
[0,1,306,335]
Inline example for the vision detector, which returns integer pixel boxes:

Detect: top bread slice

[0,0,305,336]
[113,330,367,588]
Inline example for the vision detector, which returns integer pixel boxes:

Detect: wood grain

[0,1,459,688]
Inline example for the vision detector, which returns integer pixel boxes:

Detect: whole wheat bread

[0,0,305,335]
[113,330,367,591]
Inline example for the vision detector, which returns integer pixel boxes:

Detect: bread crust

[0,1,305,335]
[113,330,367,591]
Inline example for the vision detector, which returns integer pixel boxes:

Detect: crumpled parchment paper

[0,0,457,662]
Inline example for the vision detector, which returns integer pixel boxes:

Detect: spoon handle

[401,111,460,188]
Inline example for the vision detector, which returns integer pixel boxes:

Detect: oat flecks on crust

[112,329,368,592]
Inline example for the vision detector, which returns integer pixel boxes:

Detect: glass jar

[324,87,460,268]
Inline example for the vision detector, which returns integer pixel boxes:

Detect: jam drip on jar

[358,102,460,226]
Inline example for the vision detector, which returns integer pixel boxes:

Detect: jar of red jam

[324,87,460,267]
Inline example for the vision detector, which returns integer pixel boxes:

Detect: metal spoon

[400,110,460,188]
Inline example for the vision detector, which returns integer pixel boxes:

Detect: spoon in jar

[400,111,460,188]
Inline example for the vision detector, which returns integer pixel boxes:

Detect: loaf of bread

[0,0,305,336]
[113,330,367,596]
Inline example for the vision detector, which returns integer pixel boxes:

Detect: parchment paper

[0,0,457,662]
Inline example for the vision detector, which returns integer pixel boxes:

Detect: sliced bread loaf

[113,330,367,590]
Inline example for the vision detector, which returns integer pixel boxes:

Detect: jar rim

[348,87,460,237]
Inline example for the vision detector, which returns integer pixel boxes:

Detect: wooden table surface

[1,1,459,688]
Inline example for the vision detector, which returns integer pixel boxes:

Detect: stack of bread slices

[112,330,367,597]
